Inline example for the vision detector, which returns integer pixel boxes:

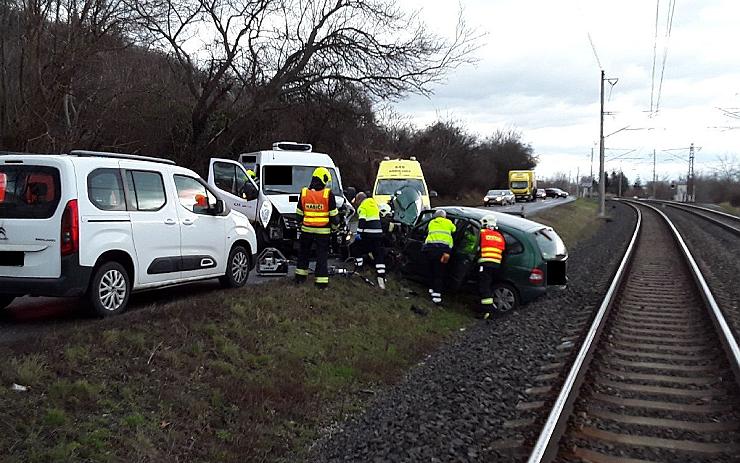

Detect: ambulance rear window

[0,165,61,219]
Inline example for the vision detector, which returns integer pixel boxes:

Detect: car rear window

[0,165,61,219]
[534,227,567,260]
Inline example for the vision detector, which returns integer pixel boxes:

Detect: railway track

[527,202,740,463]
[649,200,740,236]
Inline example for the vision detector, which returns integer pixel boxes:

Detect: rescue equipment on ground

[256,248,290,276]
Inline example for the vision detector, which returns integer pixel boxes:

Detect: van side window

[88,169,126,211]
[502,232,523,255]
[125,171,166,211]
[174,175,218,214]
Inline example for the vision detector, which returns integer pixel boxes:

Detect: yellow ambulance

[372,157,431,209]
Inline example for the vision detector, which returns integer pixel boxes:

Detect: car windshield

[0,165,61,219]
[534,227,567,260]
[511,181,528,189]
[375,178,427,196]
[262,165,341,196]
[487,190,506,195]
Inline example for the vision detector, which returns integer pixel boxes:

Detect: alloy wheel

[231,250,249,284]
[493,287,516,312]
[98,269,127,312]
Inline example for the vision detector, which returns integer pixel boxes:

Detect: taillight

[61,199,79,256]
[529,268,545,285]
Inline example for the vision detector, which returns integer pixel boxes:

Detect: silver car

[483,189,515,206]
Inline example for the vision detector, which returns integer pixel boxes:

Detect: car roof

[439,206,547,232]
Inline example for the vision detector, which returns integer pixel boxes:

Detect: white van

[207,142,349,248]
[0,151,258,316]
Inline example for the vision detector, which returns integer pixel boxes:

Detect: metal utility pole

[576,166,580,197]
[687,143,695,202]
[652,149,656,198]
[599,70,606,216]
[618,162,623,197]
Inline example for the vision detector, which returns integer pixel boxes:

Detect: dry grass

[534,198,601,249]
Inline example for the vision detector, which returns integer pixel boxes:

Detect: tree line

[0,0,538,196]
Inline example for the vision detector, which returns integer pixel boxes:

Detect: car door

[118,163,182,286]
[446,219,478,291]
[207,158,259,221]
[401,210,436,278]
[172,174,227,280]
[499,228,533,285]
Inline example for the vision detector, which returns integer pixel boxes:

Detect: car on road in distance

[535,188,547,200]
[0,151,258,316]
[545,188,569,198]
[402,207,568,312]
[483,189,515,206]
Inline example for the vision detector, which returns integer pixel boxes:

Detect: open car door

[207,158,259,222]
[401,210,436,279]
[445,219,479,291]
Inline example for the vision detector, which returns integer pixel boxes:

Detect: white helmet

[379,203,392,218]
[481,214,498,229]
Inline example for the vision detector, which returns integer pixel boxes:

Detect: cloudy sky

[395,0,740,184]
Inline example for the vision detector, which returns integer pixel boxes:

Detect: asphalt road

[475,196,575,217]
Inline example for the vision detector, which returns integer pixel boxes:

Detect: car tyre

[220,245,250,288]
[0,295,15,311]
[88,261,131,317]
[493,283,520,312]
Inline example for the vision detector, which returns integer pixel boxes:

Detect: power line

[654,0,677,113]
[587,32,602,69]
[649,0,660,112]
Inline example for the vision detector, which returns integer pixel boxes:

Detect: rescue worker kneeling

[478,214,506,319]
[295,167,339,288]
[422,209,456,304]
[351,191,387,289]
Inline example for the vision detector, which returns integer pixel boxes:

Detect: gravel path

[662,205,740,339]
[310,202,637,462]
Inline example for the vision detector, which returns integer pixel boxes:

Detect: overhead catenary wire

[654,0,677,114]
[649,0,660,112]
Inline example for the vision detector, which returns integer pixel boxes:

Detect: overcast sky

[395,0,740,184]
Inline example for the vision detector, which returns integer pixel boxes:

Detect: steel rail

[526,202,643,463]
[645,200,740,235]
[650,200,740,222]
[527,200,740,463]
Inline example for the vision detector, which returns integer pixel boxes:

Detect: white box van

[207,142,351,250]
[0,151,258,316]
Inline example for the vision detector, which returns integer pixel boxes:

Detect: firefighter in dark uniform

[478,214,506,319]
[295,167,339,288]
[422,209,456,304]
[351,191,386,289]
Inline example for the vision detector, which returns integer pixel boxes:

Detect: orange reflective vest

[298,187,332,234]
[479,228,505,264]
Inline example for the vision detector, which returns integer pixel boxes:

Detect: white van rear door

[0,157,70,278]
[207,158,258,222]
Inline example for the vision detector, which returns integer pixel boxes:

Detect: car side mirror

[214,199,225,215]
[241,182,259,201]
[430,190,439,198]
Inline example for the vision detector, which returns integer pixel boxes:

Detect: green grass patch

[0,277,471,462]
[534,198,601,249]
[718,201,740,216]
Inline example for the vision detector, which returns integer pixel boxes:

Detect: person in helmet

[295,167,339,288]
[351,191,387,289]
[246,169,257,181]
[422,209,456,304]
[478,214,506,319]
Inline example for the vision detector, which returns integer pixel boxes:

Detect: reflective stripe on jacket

[424,217,456,250]
[357,198,382,234]
[297,187,337,234]
[479,228,505,264]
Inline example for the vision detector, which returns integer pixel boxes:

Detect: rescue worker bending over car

[295,167,339,288]
[478,215,506,319]
[422,209,456,304]
[351,191,387,289]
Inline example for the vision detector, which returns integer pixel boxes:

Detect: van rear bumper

[0,254,92,297]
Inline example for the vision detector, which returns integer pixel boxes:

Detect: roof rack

[272,141,312,152]
[70,150,176,165]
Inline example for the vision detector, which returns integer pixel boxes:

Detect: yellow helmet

[246,169,256,179]
[312,167,331,185]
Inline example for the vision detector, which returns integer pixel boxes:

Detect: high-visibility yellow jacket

[424,216,456,250]
[357,198,382,235]
[297,187,339,234]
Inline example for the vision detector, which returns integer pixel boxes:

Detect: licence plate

[0,251,24,266]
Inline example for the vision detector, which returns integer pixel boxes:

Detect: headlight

[259,200,273,228]
[483,197,489,201]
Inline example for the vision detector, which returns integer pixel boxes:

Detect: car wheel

[493,283,520,312]
[221,245,250,288]
[88,261,131,317]
[0,296,15,311]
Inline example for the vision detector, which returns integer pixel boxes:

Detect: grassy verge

[532,198,601,250]
[718,201,740,216]
[0,278,471,462]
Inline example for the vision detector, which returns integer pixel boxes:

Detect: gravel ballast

[310,202,637,462]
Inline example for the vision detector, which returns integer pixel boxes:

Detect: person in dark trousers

[351,191,387,289]
[422,209,456,304]
[478,214,506,319]
[295,167,339,288]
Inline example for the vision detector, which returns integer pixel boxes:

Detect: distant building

[578,176,594,198]
[673,184,688,202]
